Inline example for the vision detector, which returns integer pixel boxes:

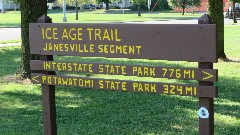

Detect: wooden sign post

[30,14,218,135]
[198,14,215,135]
[38,15,57,135]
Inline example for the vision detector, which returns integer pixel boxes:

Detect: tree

[58,0,95,20]
[68,0,81,20]
[18,0,48,79]
[151,0,171,11]
[97,0,110,10]
[208,0,226,58]
[170,0,201,15]
[133,0,147,16]
[232,1,237,23]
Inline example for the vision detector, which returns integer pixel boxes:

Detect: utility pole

[148,0,151,12]
[1,0,5,14]
[63,0,67,22]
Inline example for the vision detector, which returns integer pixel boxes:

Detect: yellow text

[133,82,156,93]
[163,85,197,96]
[42,27,58,40]
[99,80,126,90]
[41,76,94,87]
[43,62,93,72]
[43,43,95,53]
[87,28,121,41]
[61,28,83,40]
[98,44,142,54]
[162,68,195,79]
[132,67,155,77]
[98,65,126,75]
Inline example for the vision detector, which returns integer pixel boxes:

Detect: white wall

[0,1,20,10]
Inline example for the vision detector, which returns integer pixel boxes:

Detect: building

[173,0,230,13]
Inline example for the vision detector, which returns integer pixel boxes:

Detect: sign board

[29,23,217,62]
[31,73,217,98]
[29,23,218,97]
[30,60,217,82]
[29,14,218,135]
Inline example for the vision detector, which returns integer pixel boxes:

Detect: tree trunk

[76,2,78,20]
[182,0,186,15]
[208,0,226,59]
[138,4,141,17]
[106,0,109,11]
[233,2,237,23]
[18,0,47,79]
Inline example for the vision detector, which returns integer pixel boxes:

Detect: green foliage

[132,0,148,16]
[131,3,148,11]
[96,0,110,10]
[133,0,147,5]
[170,0,201,8]
[10,0,20,4]
[229,0,240,2]
[57,0,96,5]
[151,0,172,11]
[96,0,109,4]
[170,0,201,14]
[131,0,171,11]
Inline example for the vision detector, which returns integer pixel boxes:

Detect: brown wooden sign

[30,14,218,135]
[29,23,217,62]
[31,73,217,98]
[30,60,218,82]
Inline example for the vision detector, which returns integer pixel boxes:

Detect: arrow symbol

[202,71,213,80]
[32,75,39,83]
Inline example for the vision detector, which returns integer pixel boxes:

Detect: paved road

[0,28,21,41]
[128,18,240,24]
[0,18,239,42]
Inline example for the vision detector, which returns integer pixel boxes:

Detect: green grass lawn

[0,39,21,44]
[0,10,201,27]
[0,11,240,135]
[224,25,240,58]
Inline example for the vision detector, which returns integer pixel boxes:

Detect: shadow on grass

[0,84,199,134]
[55,87,199,134]
[1,80,239,134]
[0,46,21,80]
[0,89,43,135]
[0,47,239,134]
[215,77,240,103]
